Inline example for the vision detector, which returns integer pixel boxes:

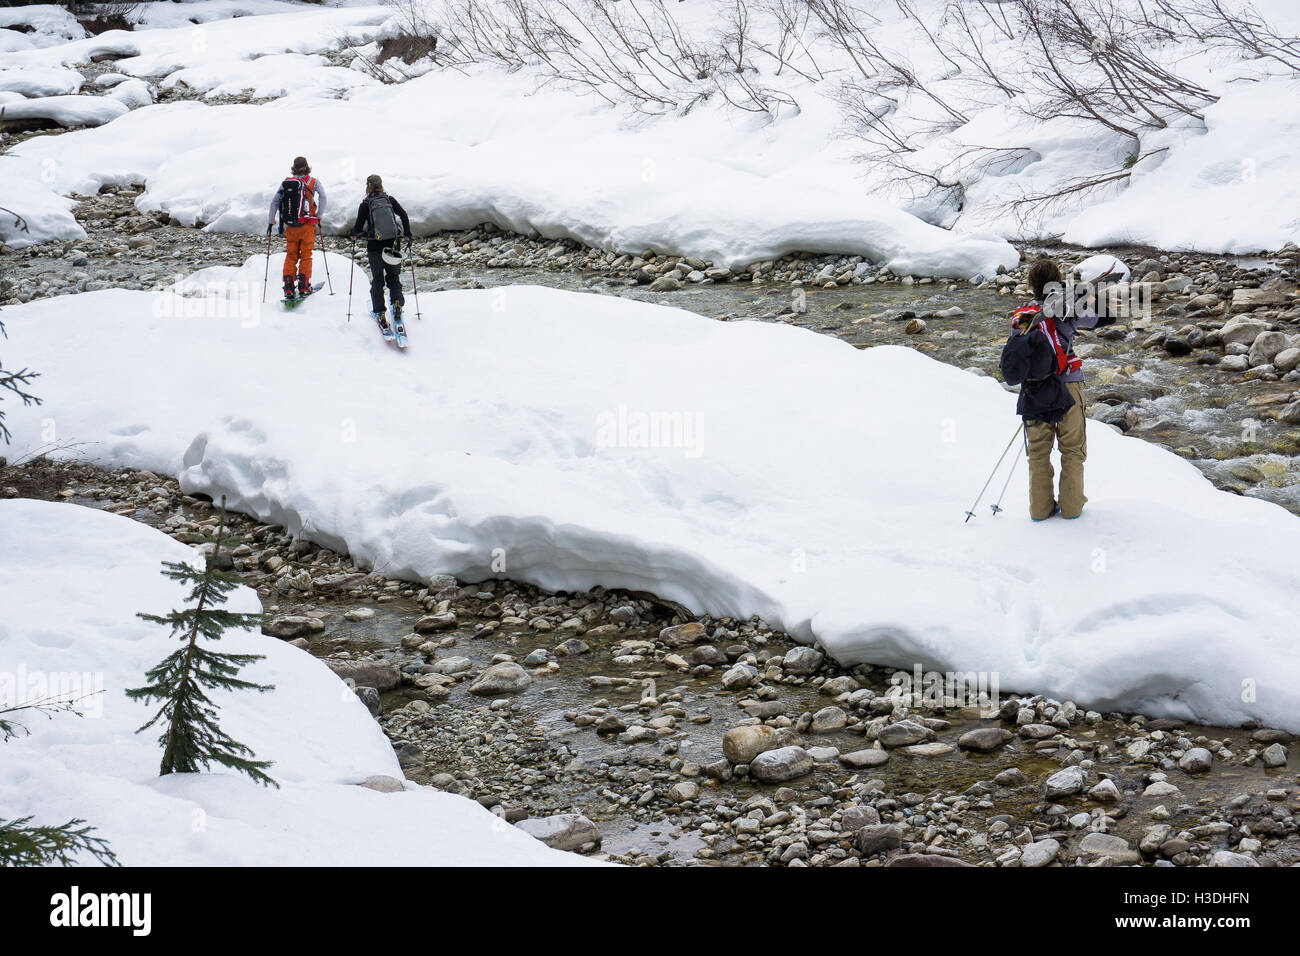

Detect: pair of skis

[281,283,325,310]
[373,307,409,351]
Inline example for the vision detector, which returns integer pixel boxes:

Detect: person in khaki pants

[1013,259,1114,520]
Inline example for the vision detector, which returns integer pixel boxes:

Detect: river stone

[1021,839,1060,868]
[841,805,880,831]
[516,813,601,853]
[556,637,590,656]
[691,644,728,666]
[262,615,324,638]
[659,621,707,646]
[959,727,1013,752]
[1088,778,1121,802]
[431,655,472,675]
[1144,780,1181,797]
[806,745,840,762]
[1078,832,1138,864]
[414,612,457,632]
[1178,747,1214,774]
[1044,765,1087,798]
[856,824,903,856]
[1218,315,1269,346]
[1273,347,1300,374]
[467,661,531,695]
[994,767,1026,786]
[821,676,860,695]
[723,724,780,764]
[879,719,933,748]
[783,646,824,675]
[358,774,406,793]
[749,745,814,783]
[1261,743,1288,767]
[353,686,380,714]
[1248,330,1288,366]
[1232,286,1291,310]
[741,699,787,719]
[323,658,400,692]
[901,742,955,757]
[668,781,699,803]
[721,662,758,689]
[839,748,889,769]
[1210,850,1260,867]
[810,705,848,732]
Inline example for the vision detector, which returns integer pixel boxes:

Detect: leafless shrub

[415,0,798,116]
[1148,0,1300,73]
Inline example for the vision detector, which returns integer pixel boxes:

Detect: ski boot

[297,274,313,299]
[372,310,395,342]
[390,302,407,347]
[282,276,297,301]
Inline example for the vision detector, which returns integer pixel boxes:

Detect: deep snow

[4,255,1300,731]
[0,497,595,866]
[3,0,1299,261]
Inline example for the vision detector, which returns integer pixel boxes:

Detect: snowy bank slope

[0,498,595,866]
[0,1,1017,275]
[5,257,1300,730]
[6,0,1300,259]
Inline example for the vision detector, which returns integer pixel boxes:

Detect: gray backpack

[367,194,403,241]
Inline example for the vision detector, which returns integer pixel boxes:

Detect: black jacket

[350,193,412,246]
[1001,327,1075,425]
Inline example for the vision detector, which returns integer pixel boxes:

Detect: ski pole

[408,240,422,321]
[261,227,272,303]
[964,421,1024,522]
[317,223,334,295]
[346,236,355,322]
[990,428,1029,516]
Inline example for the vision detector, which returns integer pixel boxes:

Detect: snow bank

[0,4,85,48]
[3,0,1299,257]
[5,65,1017,278]
[0,93,129,129]
[5,260,1300,731]
[0,498,595,866]
[0,175,82,248]
[0,66,83,97]
[1064,73,1300,253]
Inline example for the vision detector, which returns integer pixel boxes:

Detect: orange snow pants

[282,223,316,282]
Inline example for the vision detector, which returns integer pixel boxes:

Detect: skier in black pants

[350,174,412,340]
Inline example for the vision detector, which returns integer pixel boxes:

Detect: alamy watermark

[595,403,705,458]
[0,665,105,720]
[890,664,1000,717]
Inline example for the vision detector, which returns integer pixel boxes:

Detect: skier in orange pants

[268,156,327,300]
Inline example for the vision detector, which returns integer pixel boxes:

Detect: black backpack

[367,194,403,241]
[278,177,305,229]
[1000,328,1056,386]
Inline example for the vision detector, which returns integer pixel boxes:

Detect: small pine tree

[127,498,277,787]
[0,815,119,866]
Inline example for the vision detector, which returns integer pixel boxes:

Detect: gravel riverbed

[4,457,1296,867]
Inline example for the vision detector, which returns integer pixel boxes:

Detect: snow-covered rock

[5,259,1300,731]
[0,94,128,129]
[0,498,597,866]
